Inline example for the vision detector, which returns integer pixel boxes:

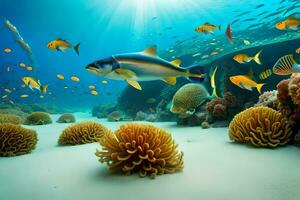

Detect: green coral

[0,114,23,124]
[24,112,52,125]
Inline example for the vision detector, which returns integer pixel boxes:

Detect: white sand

[0,112,300,200]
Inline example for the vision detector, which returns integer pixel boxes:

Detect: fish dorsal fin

[126,80,142,90]
[115,68,136,79]
[170,59,181,67]
[143,45,157,56]
[163,77,177,85]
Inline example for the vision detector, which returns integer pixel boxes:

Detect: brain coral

[56,113,76,123]
[228,106,292,148]
[0,123,37,156]
[96,123,184,178]
[25,112,52,125]
[170,83,209,118]
[58,121,109,145]
[0,114,23,124]
[288,73,300,105]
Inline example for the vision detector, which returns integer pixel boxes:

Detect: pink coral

[212,104,227,119]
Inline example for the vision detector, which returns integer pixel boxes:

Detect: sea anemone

[0,114,23,124]
[0,123,37,156]
[56,113,76,123]
[170,83,209,118]
[228,106,292,148]
[58,121,109,145]
[95,123,184,178]
[24,112,52,125]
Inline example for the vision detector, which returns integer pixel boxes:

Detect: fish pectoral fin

[56,46,66,52]
[142,45,157,56]
[126,80,142,90]
[170,59,181,67]
[115,68,136,79]
[289,26,299,31]
[163,77,177,85]
[239,83,252,91]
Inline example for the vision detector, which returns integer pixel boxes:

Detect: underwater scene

[1,0,300,199]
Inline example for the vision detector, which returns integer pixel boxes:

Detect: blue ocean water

[0,0,299,111]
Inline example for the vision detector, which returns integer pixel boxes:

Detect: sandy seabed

[0,112,300,200]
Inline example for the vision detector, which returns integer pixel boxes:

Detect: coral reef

[0,114,23,124]
[170,83,209,118]
[24,112,52,125]
[107,111,123,122]
[58,122,109,145]
[228,106,292,148]
[95,123,184,178]
[56,113,76,123]
[0,123,37,156]
[255,90,279,110]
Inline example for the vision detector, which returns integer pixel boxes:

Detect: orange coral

[0,123,37,156]
[229,106,292,148]
[95,123,183,178]
[58,121,109,145]
[0,114,23,124]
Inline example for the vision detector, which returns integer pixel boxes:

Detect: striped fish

[259,69,272,80]
[273,54,300,75]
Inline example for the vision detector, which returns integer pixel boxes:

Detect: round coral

[170,83,209,116]
[58,121,109,145]
[0,123,37,156]
[25,112,52,125]
[0,114,23,124]
[96,123,184,178]
[288,73,300,105]
[277,79,290,104]
[212,104,227,119]
[56,113,76,123]
[229,106,292,148]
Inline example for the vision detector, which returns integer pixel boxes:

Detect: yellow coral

[229,106,292,148]
[58,121,109,145]
[0,123,37,156]
[25,112,52,125]
[0,114,23,124]
[170,83,209,118]
[96,123,184,178]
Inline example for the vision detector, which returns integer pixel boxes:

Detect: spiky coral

[229,106,292,148]
[24,112,52,125]
[58,121,109,145]
[0,114,23,124]
[0,123,37,156]
[56,113,76,123]
[96,123,183,178]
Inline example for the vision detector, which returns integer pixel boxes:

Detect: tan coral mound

[25,112,52,125]
[58,121,109,145]
[0,114,23,124]
[170,83,209,118]
[228,106,292,148]
[56,113,76,123]
[96,123,184,178]
[0,123,37,156]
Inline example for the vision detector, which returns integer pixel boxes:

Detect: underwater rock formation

[24,112,52,125]
[255,90,279,110]
[56,113,76,123]
[95,123,184,178]
[228,106,292,148]
[170,83,209,118]
[0,123,37,156]
[92,104,117,119]
[0,114,23,124]
[58,122,109,145]
[107,111,123,122]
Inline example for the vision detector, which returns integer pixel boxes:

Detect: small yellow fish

[88,85,96,90]
[57,74,64,80]
[101,80,108,84]
[275,15,300,31]
[244,40,251,45]
[47,38,80,55]
[71,76,80,82]
[91,90,98,96]
[22,77,41,91]
[41,85,48,94]
[259,69,272,80]
[211,51,218,56]
[233,50,262,65]
[4,89,11,93]
[19,63,26,67]
[20,94,29,98]
[195,23,221,34]
[26,66,33,71]
[210,66,218,97]
[4,48,12,53]
[296,47,300,53]
[229,75,265,94]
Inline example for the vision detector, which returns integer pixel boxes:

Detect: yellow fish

[259,69,272,80]
[20,94,29,98]
[4,89,11,93]
[195,23,221,34]
[101,80,108,84]
[244,40,251,45]
[47,38,80,55]
[19,63,26,67]
[41,85,48,94]
[275,15,300,31]
[91,90,98,96]
[210,66,218,97]
[22,77,46,91]
[4,48,12,53]
[26,66,33,71]
[57,74,64,80]
[229,75,264,94]
[89,85,96,90]
[71,76,80,82]
[233,50,262,65]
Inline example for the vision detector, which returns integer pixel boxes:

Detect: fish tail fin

[187,65,206,82]
[73,43,80,55]
[218,25,221,31]
[212,87,218,97]
[256,83,265,94]
[253,49,263,65]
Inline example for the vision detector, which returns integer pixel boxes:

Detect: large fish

[86,46,205,90]
[229,75,265,94]
[272,54,300,75]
